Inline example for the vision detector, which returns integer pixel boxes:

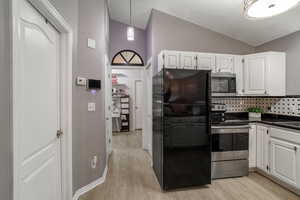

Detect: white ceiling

[108,0,300,46]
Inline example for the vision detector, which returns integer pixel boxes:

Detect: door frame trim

[11,0,73,200]
[134,79,143,131]
[143,58,153,154]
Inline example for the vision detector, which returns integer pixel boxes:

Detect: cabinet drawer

[270,127,300,145]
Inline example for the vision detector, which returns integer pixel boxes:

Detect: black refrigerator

[153,69,211,191]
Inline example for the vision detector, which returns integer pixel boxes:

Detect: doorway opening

[111,67,144,149]
[106,50,152,165]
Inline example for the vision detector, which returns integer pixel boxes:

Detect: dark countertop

[224,113,300,131]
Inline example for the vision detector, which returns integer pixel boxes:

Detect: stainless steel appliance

[153,69,211,190]
[211,104,249,179]
[211,73,236,96]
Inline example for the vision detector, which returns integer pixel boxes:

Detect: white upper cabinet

[234,56,244,95]
[216,55,234,73]
[244,52,286,96]
[158,51,286,97]
[180,52,197,70]
[196,53,216,72]
[244,55,267,95]
[160,51,180,69]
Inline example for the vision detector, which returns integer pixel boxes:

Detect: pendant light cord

[130,0,132,26]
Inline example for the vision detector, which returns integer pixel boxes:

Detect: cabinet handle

[295,146,297,151]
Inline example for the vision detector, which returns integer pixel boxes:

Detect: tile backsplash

[213,97,300,117]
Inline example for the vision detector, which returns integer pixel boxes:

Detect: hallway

[80,131,300,200]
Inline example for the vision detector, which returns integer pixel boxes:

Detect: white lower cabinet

[256,125,270,173]
[269,138,300,187]
[249,124,257,168]
[251,125,300,191]
[269,127,300,189]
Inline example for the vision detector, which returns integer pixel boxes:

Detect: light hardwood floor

[80,131,300,200]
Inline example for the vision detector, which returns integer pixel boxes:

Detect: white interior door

[135,80,143,130]
[105,55,112,157]
[15,1,62,200]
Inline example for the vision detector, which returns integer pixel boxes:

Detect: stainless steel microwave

[211,73,236,96]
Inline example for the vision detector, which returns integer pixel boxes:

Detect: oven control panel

[211,103,226,112]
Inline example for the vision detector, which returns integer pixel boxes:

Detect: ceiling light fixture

[127,0,134,41]
[244,0,300,19]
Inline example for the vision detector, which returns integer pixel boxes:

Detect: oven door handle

[211,125,250,134]
[212,125,251,129]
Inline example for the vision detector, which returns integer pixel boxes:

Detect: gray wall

[256,31,300,96]
[147,10,255,73]
[0,0,11,199]
[109,19,147,64]
[74,0,108,192]
[146,13,153,62]
[39,0,109,193]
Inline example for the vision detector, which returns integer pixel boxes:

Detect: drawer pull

[295,146,298,151]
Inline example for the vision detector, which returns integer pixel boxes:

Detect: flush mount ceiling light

[244,0,300,19]
[127,0,134,41]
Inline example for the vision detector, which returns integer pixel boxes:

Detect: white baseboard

[73,165,108,200]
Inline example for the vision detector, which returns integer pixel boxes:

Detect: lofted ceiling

[108,0,300,46]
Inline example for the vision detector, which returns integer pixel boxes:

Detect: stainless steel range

[211,104,250,179]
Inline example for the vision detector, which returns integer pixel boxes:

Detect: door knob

[57,130,63,139]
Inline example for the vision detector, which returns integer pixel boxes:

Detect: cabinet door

[262,127,270,173]
[234,56,245,95]
[244,55,267,95]
[180,52,197,70]
[249,125,257,168]
[216,55,234,73]
[256,125,269,173]
[163,51,180,69]
[256,126,263,170]
[270,138,299,187]
[197,53,216,72]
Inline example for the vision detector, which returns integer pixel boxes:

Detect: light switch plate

[87,38,96,49]
[76,77,87,86]
[88,102,96,112]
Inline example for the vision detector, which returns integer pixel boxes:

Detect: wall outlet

[88,102,96,112]
[91,155,98,169]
